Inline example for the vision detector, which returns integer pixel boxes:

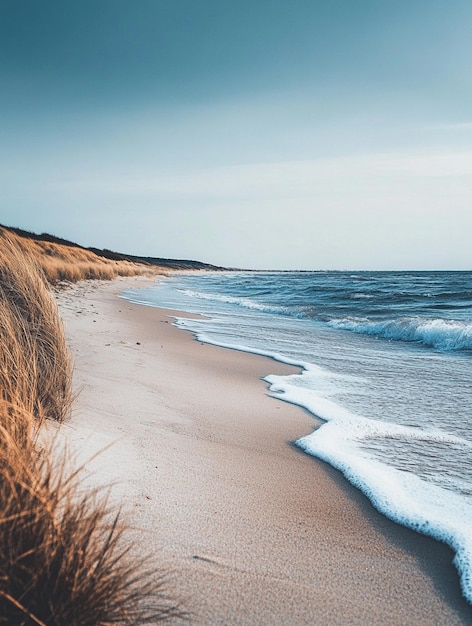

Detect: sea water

[121,271,472,602]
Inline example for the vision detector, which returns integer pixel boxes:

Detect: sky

[1,0,471,270]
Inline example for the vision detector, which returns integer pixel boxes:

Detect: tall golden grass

[0,232,183,624]
[0,233,72,423]
[0,227,153,284]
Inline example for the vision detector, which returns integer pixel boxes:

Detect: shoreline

[55,276,472,625]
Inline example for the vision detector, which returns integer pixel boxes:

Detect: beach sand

[54,276,472,625]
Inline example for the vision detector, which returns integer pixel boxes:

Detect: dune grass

[0,419,180,625]
[0,233,73,423]
[0,232,183,624]
[0,227,153,285]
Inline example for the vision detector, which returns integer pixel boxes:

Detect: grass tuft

[0,432,182,625]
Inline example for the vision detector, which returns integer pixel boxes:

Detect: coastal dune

[56,276,472,625]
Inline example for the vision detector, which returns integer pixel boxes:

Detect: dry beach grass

[0,233,73,424]
[0,227,150,285]
[0,231,182,624]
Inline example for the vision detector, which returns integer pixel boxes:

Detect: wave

[179,288,281,312]
[328,316,472,351]
[178,289,309,319]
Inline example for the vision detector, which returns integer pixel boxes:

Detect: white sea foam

[264,371,472,603]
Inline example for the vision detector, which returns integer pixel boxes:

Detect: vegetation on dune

[0,417,180,625]
[0,226,154,284]
[1,223,225,280]
[0,232,183,624]
[0,233,72,423]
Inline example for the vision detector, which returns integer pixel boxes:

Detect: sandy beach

[54,276,472,625]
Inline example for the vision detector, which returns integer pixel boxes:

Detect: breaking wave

[328,316,472,351]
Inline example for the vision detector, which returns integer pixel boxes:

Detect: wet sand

[55,276,472,625]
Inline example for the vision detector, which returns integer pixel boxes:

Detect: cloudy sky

[1,1,471,269]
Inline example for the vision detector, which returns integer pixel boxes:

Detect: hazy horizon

[1,1,471,270]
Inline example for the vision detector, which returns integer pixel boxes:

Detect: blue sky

[1,0,471,269]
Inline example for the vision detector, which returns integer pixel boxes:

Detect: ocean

[121,270,472,603]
